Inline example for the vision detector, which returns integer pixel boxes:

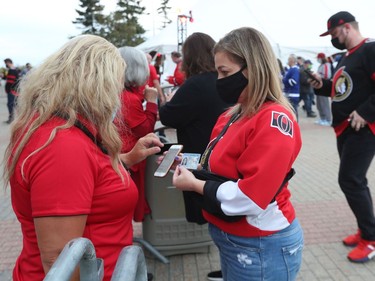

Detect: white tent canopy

[137,0,338,79]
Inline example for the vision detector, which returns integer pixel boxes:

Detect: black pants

[337,126,375,240]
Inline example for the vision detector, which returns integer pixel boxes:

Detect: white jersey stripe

[217,181,290,231]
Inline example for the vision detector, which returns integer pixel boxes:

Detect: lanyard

[201,111,241,170]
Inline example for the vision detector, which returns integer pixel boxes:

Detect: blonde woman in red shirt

[3,35,163,281]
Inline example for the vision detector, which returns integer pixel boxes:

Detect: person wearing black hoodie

[159,32,231,281]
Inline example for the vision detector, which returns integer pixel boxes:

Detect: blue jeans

[209,219,303,281]
[6,91,16,119]
[288,96,299,122]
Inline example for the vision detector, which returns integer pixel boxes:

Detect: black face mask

[216,65,248,104]
[331,37,346,50]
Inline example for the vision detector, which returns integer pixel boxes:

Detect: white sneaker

[320,120,331,126]
[315,119,331,126]
[314,119,322,124]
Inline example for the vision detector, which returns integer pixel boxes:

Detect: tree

[106,0,147,47]
[73,0,105,35]
[157,0,172,29]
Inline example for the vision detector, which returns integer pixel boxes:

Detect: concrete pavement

[0,86,374,280]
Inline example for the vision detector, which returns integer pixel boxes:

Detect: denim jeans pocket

[281,239,304,280]
[223,233,262,279]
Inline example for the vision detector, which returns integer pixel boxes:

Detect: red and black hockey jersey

[4,68,20,95]
[318,38,375,136]
[202,102,301,237]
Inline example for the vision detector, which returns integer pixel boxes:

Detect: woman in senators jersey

[3,35,163,281]
[173,27,304,280]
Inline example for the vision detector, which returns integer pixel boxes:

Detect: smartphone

[304,69,319,82]
[154,144,183,177]
[156,143,178,155]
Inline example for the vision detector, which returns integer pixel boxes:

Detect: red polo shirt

[10,117,138,281]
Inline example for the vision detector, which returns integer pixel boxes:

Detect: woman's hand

[144,85,158,104]
[173,165,205,194]
[120,133,163,168]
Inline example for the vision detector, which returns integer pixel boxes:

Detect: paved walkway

[0,86,374,280]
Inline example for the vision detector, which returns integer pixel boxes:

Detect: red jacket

[116,87,158,221]
[167,61,185,86]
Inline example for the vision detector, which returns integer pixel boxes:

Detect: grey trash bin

[142,146,213,256]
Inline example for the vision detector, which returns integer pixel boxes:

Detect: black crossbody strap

[199,110,295,203]
[201,112,241,170]
[73,119,109,155]
[72,119,129,170]
[271,168,295,203]
[54,113,109,155]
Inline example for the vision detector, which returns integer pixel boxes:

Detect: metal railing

[133,237,169,264]
[44,238,103,281]
[43,238,148,281]
[111,245,147,281]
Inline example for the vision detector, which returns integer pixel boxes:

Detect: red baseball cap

[320,11,356,37]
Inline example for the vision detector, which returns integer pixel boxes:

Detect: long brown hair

[181,32,216,78]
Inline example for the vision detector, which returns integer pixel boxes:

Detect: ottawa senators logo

[331,66,353,102]
[270,111,293,137]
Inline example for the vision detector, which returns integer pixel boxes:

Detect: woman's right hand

[173,165,205,194]
[120,133,163,167]
[144,85,158,104]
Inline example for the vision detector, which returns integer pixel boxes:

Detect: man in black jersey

[311,11,375,263]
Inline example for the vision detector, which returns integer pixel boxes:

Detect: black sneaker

[4,115,14,124]
[307,112,317,118]
[207,270,223,281]
[147,272,153,281]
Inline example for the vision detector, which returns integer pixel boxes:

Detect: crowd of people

[2,9,374,281]
[280,51,337,125]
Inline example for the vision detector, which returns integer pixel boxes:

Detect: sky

[1,0,374,67]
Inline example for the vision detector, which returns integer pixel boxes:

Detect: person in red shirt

[166,51,185,86]
[146,53,166,106]
[3,35,163,281]
[172,27,303,280]
[117,46,159,222]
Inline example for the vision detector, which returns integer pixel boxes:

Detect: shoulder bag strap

[201,112,241,170]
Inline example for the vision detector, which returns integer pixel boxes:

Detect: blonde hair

[213,27,295,118]
[3,34,126,183]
